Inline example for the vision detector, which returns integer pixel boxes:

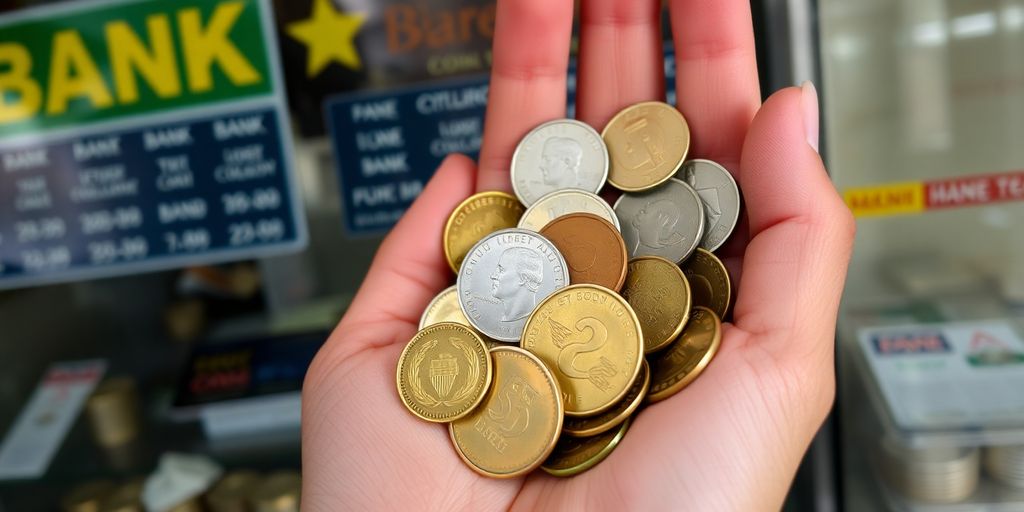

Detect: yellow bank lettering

[47,30,114,115]
[0,44,41,123]
[106,15,181,104]
[179,1,260,93]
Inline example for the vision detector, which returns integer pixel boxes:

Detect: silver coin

[510,119,608,206]
[613,178,705,263]
[676,159,741,252]
[457,228,569,342]
[517,189,620,232]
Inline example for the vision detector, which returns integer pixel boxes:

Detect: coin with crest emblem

[521,284,643,417]
[396,322,492,423]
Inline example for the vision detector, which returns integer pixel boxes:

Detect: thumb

[735,83,855,371]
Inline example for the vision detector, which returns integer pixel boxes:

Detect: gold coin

[563,361,648,437]
[396,322,492,423]
[542,417,631,477]
[647,306,722,403]
[450,346,563,478]
[602,101,690,192]
[539,213,628,291]
[621,256,692,353]
[680,248,731,319]
[443,191,525,273]
[521,284,643,417]
[419,286,470,329]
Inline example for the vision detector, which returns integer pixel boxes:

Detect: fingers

[576,0,664,129]
[735,83,855,360]
[335,155,477,348]
[669,0,760,167]
[476,0,574,192]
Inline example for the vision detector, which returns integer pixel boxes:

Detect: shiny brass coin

[539,213,628,291]
[450,347,563,478]
[621,256,692,353]
[680,248,731,319]
[419,285,470,329]
[443,191,525,273]
[602,101,690,192]
[521,284,643,418]
[542,417,631,477]
[647,306,722,403]
[563,361,648,437]
[396,322,492,423]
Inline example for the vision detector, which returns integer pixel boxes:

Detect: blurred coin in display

[397,323,492,423]
[563,361,648,438]
[602,101,690,192]
[511,119,609,206]
[621,256,692,353]
[542,417,631,477]
[518,189,620,232]
[647,307,722,403]
[540,213,628,292]
[457,229,569,342]
[615,178,704,263]
[444,191,525,273]
[676,159,741,252]
[522,284,643,418]
[450,347,563,478]
[680,248,732,320]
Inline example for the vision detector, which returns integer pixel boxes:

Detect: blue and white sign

[327,47,676,235]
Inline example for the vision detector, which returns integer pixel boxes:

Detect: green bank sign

[0,0,272,138]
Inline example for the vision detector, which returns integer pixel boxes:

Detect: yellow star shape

[287,0,366,77]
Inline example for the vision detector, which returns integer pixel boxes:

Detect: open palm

[301,0,854,510]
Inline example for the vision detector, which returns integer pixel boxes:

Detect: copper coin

[539,213,628,291]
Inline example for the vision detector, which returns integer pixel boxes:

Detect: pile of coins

[985,445,1024,490]
[880,439,981,503]
[397,101,741,478]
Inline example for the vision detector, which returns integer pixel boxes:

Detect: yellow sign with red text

[844,170,1024,217]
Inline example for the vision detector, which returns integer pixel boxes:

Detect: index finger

[476,0,574,192]
[669,0,761,168]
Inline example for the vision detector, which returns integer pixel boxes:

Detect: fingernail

[801,80,820,153]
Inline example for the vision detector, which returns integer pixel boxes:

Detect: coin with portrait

[620,256,692,353]
[675,159,741,252]
[680,248,731,319]
[396,322,493,422]
[457,229,570,342]
[614,178,704,263]
[518,189,620,232]
[647,307,722,403]
[450,347,563,478]
[444,191,525,273]
[521,284,643,417]
[602,101,690,192]
[540,213,628,292]
[511,119,609,206]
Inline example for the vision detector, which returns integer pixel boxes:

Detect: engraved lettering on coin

[548,318,617,392]
[614,178,704,263]
[458,229,569,342]
[676,160,741,252]
[444,191,525,273]
[511,119,609,206]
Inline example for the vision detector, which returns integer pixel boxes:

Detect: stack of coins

[397,101,740,478]
[985,445,1024,490]
[880,439,980,503]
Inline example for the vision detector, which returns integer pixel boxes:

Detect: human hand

[301,0,855,510]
